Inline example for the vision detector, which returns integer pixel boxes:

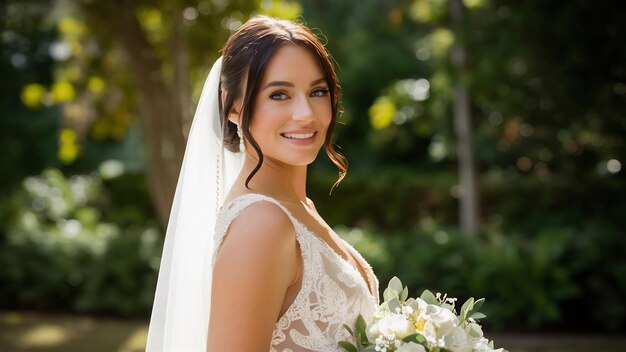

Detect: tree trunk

[449,0,480,234]
[81,0,189,226]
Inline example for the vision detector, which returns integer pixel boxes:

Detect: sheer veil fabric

[146,57,245,351]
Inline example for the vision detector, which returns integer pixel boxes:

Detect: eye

[270,91,288,100]
[311,88,330,97]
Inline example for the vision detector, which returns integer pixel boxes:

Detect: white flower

[396,341,427,352]
[368,313,415,340]
[401,305,414,316]
[426,305,458,336]
[413,298,428,311]
[472,339,492,352]
[472,337,506,352]
[444,326,473,352]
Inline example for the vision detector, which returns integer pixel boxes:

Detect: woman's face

[247,44,332,167]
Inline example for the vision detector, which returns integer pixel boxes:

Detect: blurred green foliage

[340,218,626,332]
[0,169,161,317]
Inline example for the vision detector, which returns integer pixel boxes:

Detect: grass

[1,311,625,352]
[0,311,146,352]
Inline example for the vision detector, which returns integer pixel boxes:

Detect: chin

[269,151,320,167]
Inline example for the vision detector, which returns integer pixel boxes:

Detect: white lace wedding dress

[213,193,380,351]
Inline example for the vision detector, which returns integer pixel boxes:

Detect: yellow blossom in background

[21,84,47,108]
[52,81,75,103]
[259,0,302,20]
[58,17,86,38]
[58,128,81,164]
[138,8,165,43]
[140,8,162,32]
[430,28,454,57]
[88,76,106,94]
[369,96,396,130]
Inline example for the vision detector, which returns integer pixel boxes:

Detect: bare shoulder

[215,199,296,264]
[230,200,295,240]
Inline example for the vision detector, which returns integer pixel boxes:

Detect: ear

[223,91,243,125]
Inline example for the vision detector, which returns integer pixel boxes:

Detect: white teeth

[282,132,315,139]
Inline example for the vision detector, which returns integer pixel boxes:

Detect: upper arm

[207,201,297,351]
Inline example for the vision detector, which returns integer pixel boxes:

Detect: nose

[292,94,314,122]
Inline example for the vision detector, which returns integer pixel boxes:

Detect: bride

[146,15,379,351]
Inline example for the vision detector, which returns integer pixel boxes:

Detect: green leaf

[415,334,426,344]
[388,297,401,313]
[389,276,403,294]
[472,298,485,312]
[420,289,438,305]
[383,287,396,302]
[355,314,369,345]
[356,314,367,334]
[338,341,358,352]
[343,323,355,337]
[402,333,428,348]
[460,297,474,319]
[363,346,378,352]
[402,333,420,342]
[470,312,487,320]
[401,286,409,301]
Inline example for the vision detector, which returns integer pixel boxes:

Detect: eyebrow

[262,78,327,90]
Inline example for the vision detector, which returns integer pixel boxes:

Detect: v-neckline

[223,193,375,297]
[297,221,375,297]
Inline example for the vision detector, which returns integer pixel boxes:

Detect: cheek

[321,105,333,131]
[313,99,332,126]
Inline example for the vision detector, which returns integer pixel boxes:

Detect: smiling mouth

[280,132,317,139]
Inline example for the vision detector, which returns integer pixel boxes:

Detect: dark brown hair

[219,15,347,191]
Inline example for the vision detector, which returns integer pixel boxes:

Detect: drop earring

[236,125,244,152]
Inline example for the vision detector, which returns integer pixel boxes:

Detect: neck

[236,152,308,204]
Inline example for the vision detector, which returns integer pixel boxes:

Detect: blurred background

[1,0,625,351]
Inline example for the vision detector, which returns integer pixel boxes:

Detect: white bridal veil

[146,57,245,351]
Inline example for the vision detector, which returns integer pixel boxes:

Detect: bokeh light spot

[607,159,622,174]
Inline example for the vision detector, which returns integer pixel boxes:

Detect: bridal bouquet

[339,277,506,352]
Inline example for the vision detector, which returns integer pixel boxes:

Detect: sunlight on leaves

[465,0,486,9]
[57,17,86,38]
[410,0,433,22]
[259,0,302,20]
[137,7,165,44]
[409,0,446,23]
[138,8,162,32]
[430,28,454,57]
[369,96,396,130]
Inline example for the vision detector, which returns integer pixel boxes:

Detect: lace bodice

[212,193,379,351]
